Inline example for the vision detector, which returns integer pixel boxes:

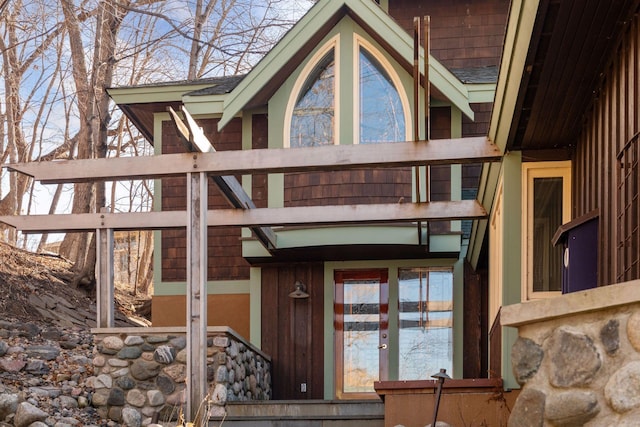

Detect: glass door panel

[398,268,453,380]
[335,270,388,398]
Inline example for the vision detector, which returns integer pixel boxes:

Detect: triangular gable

[217,0,474,131]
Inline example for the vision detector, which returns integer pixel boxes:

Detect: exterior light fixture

[288,280,310,299]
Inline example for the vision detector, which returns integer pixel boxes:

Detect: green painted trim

[450,107,462,233]
[469,0,540,268]
[154,280,251,296]
[500,152,522,389]
[277,225,419,247]
[242,240,272,258]
[323,262,335,400]
[502,327,520,390]
[430,60,474,120]
[182,95,226,115]
[341,20,355,146]
[242,225,462,256]
[107,82,225,105]
[467,161,501,268]
[268,174,284,208]
[501,153,522,307]
[453,258,464,378]
[387,266,399,380]
[323,258,462,398]
[218,0,475,130]
[152,114,166,291]
[430,234,461,252]
[489,0,540,152]
[241,113,253,239]
[249,267,262,348]
[467,83,497,103]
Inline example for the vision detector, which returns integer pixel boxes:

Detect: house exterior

[468,0,640,395]
[108,0,509,410]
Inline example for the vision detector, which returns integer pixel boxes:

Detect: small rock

[124,336,144,346]
[26,345,60,361]
[0,341,8,357]
[153,345,175,364]
[107,388,125,406]
[605,360,640,412]
[101,336,124,353]
[77,396,89,408]
[146,335,168,344]
[14,402,48,427]
[0,393,19,420]
[116,376,136,390]
[147,390,165,407]
[92,355,106,367]
[627,311,640,352]
[211,383,227,405]
[212,336,229,348]
[108,358,129,368]
[130,360,161,381]
[95,374,113,389]
[122,407,142,427]
[509,388,545,427]
[25,360,49,375]
[126,389,146,407]
[91,390,110,407]
[548,328,601,388]
[117,346,142,359]
[58,396,78,409]
[600,319,620,355]
[545,390,599,426]
[169,336,186,350]
[511,337,544,385]
[0,358,26,373]
[156,374,175,395]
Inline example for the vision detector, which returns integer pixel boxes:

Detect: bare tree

[0,0,311,293]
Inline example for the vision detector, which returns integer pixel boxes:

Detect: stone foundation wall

[89,326,271,426]
[502,280,640,426]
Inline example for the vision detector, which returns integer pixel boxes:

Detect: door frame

[334,268,389,399]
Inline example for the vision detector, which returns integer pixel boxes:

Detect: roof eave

[218,0,475,130]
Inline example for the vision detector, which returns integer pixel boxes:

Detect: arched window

[358,46,406,144]
[290,50,335,148]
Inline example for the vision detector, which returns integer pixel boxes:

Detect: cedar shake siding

[160,118,250,282]
[389,0,509,70]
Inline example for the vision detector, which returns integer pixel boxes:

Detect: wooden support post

[96,227,114,328]
[413,16,424,245]
[424,16,432,243]
[186,171,208,422]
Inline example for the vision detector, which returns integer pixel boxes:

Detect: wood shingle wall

[389,0,509,70]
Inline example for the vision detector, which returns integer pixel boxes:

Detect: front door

[334,269,388,398]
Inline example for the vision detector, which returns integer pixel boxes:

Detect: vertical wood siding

[261,264,324,400]
[575,13,640,285]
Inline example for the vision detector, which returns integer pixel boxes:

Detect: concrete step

[209,400,384,427]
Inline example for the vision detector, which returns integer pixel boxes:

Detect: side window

[398,267,453,379]
[358,47,406,144]
[289,50,335,148]
[522,161,571,300]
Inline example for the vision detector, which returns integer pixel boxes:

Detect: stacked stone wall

[509,302,640,426]
[90,328,271,426]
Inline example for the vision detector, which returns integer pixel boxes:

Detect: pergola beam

[0,200,487,233]
[4,137,499,184]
